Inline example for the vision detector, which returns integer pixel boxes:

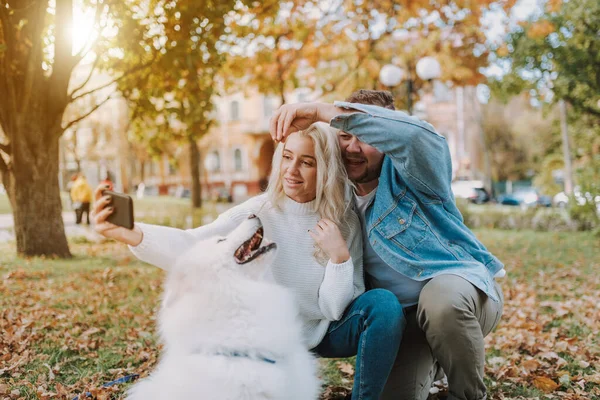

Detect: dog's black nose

[248,214,257,219]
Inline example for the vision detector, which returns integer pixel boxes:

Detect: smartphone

[103,190,134,230]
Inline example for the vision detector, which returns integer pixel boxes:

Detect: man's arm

[270,101,453,200]
[331,101,453,201]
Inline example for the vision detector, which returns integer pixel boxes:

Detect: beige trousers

[381,274,504,400]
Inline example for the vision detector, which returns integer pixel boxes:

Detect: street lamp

[379,56,442,114]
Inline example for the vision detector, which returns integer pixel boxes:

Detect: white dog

[127,216,320,400]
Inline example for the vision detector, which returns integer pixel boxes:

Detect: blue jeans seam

[327,310,366,335]
[358,324,367,400]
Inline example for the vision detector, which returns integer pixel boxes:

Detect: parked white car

[553,187,600,213]
[451,180,491,204]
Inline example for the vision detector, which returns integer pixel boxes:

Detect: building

[59,76,485,201]
[131,84,485,201]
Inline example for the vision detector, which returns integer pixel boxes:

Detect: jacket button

[399,218,406,225]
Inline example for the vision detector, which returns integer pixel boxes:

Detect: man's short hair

[345,89,395,110]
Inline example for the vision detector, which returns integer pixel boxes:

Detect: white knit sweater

[129,194,365,349]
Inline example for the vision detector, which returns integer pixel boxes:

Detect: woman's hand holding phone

[92,184,143,246]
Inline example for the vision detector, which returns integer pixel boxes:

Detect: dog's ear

[163,269,192,308]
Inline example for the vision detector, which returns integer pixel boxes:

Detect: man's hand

[269,102,344,142]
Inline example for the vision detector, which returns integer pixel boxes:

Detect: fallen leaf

[533,376,560,393]
[337,361,354,376]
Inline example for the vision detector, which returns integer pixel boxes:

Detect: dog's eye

[217,238,226,243]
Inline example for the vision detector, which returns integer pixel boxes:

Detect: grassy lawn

[1,230,599,399]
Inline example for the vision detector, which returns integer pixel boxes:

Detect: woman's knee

[360,289,404,330]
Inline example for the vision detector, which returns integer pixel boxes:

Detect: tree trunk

[189,137,202,208]
[12,135,71,257]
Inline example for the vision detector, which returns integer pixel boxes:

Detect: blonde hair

[265,122,350,262]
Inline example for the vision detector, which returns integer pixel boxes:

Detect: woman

[93,122,404,399]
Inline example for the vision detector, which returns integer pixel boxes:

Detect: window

[231,100,240,121]
[233,148,243,171]
[212,151,221,171]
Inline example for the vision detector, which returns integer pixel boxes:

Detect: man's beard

[345,158,382,184]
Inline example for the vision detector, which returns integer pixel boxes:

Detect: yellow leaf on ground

[522,359,540,371]
[533,376,559,392]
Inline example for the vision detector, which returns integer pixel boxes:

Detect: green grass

[1,230,599,399]
[133,196,221,228]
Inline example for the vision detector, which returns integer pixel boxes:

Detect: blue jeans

[313,289,406,400]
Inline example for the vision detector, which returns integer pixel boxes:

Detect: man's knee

[417,275,476,333]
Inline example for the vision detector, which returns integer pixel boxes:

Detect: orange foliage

[527,20,556,39]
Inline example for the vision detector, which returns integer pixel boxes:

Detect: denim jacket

[330,101,504,302]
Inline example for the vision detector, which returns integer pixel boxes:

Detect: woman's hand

[269,102,346,142]
[92,184,143,246]
[309,218,350,264]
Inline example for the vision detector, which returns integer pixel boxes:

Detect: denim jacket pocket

[375,200,428,252]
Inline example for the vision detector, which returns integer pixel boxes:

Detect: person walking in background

[70,173,93,225]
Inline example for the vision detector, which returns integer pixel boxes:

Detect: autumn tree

[222,0,329,105]
[491,0,600,197]
[492,0,599,117]
[226,0,518,109]
[0,0,156,257]
[117,0,279,208]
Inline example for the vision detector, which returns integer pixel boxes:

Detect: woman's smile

[280,133,318,203]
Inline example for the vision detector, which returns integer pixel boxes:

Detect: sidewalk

[0,211,100,243]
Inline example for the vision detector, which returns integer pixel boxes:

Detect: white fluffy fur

[127,217,320,400]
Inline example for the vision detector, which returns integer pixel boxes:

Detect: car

[451,180,491,204]
[553,187,600,214]
[497,187,551,209]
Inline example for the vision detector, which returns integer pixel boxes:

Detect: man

[270,90,504,400]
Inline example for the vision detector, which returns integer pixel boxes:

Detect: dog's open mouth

[234,226,277,264]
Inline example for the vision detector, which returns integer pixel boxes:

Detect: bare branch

[62,93,114,131]
[0,142,11,156]
[67,55,100,98]
[70,59,155,102]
